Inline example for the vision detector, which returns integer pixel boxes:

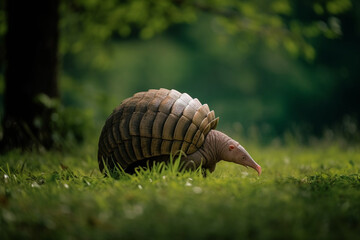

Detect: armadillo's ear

[229,145,235,151]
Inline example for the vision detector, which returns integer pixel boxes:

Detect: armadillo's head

[222,140,261,175]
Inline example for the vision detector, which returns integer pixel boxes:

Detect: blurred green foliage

[0,0,359,143]
[35,94,94,148]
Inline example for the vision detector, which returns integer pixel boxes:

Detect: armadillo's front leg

[181,150,207,173]
[181,158,210,177]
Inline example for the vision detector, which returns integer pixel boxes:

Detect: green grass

[1,142,360,239]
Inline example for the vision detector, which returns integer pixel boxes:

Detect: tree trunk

[1,0,59,151]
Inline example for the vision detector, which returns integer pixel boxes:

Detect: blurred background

[0,0,359,147]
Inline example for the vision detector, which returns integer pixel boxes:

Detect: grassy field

[1,141,360,239]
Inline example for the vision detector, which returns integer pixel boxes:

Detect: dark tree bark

[1,0,60,151]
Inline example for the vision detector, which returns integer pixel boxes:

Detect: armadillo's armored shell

[98,88,219,172]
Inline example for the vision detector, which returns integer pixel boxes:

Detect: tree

[0,0,352,151]
[1,0,59,151]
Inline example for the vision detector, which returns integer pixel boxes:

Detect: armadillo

[98,88,261,175]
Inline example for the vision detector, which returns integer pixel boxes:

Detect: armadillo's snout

[244,155,261,176]
[255,164,262,176]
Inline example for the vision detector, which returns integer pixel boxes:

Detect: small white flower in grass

[63,183,69,189]
[31,182,41,188]
[138,184,143,190]
[193,186,203,194]
[185,177,193,186]
[149,178,153,183]
[241,171,249,178]
[3,174,9,183]
[162,175,166,180]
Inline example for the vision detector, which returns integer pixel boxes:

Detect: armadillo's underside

[98,88,219,173]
